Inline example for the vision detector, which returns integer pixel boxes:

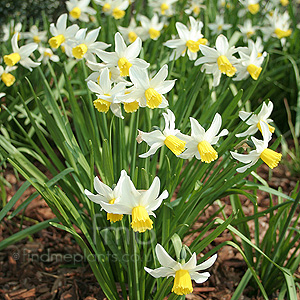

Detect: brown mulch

[0,162,299,300]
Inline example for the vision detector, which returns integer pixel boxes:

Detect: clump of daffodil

[84,172,126,222]
[4,33,40,71]
[179,113,228,163]
[195,34,239,86]
[95,32,149,77]
[121,64,175,109]
[236,101,274,137]
[231,121,281,172]
[95,0,129,20]
[66,0,96,22]
[164,16,208,61]
[48,13,79,52]
[98,171,168,233]
[0,65,17,87]
[140,14,164,40]
[145,244,217,295]
[137,109,186,157]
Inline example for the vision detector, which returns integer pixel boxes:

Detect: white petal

[139,142,164,158]
[147,190,169,212]
[129,66,149,90]
[99,68,111,93]
[190,117,205,139]
[155,244,177,268]
[86,27,101,44]
[84,189,107,204]
[144,267,174,278]
[193,254,217,271]
[150,65,168,87]
[19,43,38,58]
[94,177,112,198]
[216,34,229,55]
[100,201,132,214]
[125,37,142,60]
[190,271,210,283]
[204,113,222,143]
[182,253,197,270]
[115,32,127,55]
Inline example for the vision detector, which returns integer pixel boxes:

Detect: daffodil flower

[118,18,144,44]
[148,0,177,17]
[95,32,149,77]
[66,0,96,22]
[1,20,22,42]
[37,47,60,64]
[231,121,282,172]
[0,65,17,87]
[99,171,169,233]
[164,16,208,61]
[87,67,126,119]
[238,19,258,42]
[195,34,238,87]
[95,0,129,20]
[138,109,186,157]
[49,14,79,51]
[184,0,206,17]
[84,172,126,223]
[236,101,274,137]
[145,244,217,295]
[3,33,40,71]
[179,113,228,163]
[23,25,47,44]
[208,15,232,36]
[71,27,110,61]
[238,0,260,17]
[122,64,175,109]
[140,14,164,40]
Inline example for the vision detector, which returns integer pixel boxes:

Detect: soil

[0,161,299,300]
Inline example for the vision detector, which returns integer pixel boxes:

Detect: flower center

[102,3,111,12]
[160,3,169,15]
[70,7,81,19]
[93,96,111,113]
[107,198,123,223]
[256,121,275,134]
[124,101,139,113]
[72,43,88,59]
[44,51,53,57]
[1,73,16,87]
[280,0,289,6]
[217,55,236,77]
[274,28,292,39]
[186,40,200,53]
[260,148,282,169]
[246,30,254,38]
[33,35,41,43]
[49,34,65,49]
[164,135,186,156]
[118,57,132,77]
[144,88,162,109]
[246,64,262,80]
[128,31,138,43]
[193,6,200,15]
[149,28,160,40]
[217,25,223,31]
[4,53,21,67]
[248,3,259,14]
[131,205,153,233]
[171,269,193,295]
[197,140,218,163]
[113,8,125,19]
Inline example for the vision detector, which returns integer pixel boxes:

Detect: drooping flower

[71,27,110,61]
[164,16,208,61]
[95,0,129,20]
[138,109,186,157]
[231,121,281,172]
[236,101,274,137]
[118,18,145,44]
[3,33,40,71]
[122,65,175,109]
[22,25,47,44]
[208,15,232,36]
[84,172,126,223]
[179,113,228,163]
[66,0,96,22]
[99,171,169,232]
[87,67,126,118]
[140,14,164,40]
[195,34,239,86]
[95,32,149,77]
[48,14,79,52]
[0,65,17,87]
[145,244,217,295]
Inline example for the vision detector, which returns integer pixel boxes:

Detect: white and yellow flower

[231,121,281,172]
[66,0,96,22]
[22,25,47,44]
[4,33,40,71]
[238,0,260,17]
[95,32,149,77]
[145,244,217,295]
[195,34,238,87]
[99,171,169,232]
[179,113,228,163]
[140,14,164,40]
[138,109,186,157]
[185,0,206,17]
[48,13,79,52]
[87,67,126,118]
[208,15,232,36]
[148,0,177,17]
[118,18,145,44]
[1,20,22,42]
[236,101,274,137]
[123,64,175,109]
[71,27,110,61]
[0,65,17,87]
[95,0,129,20]
[238,19,258,42]
[84,172,126,223]
[164,16,207,61]
[37,47,60,64]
